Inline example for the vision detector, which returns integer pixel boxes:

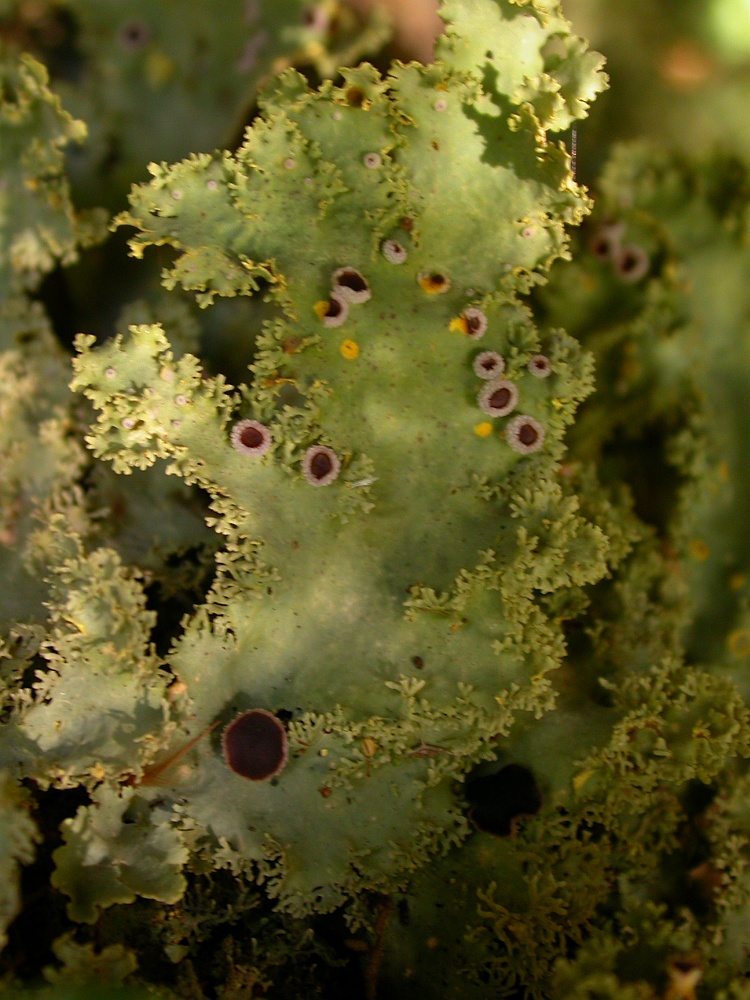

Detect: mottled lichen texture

[7,1,750,998]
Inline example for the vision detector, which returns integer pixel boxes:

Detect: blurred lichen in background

[542,0,750,175]
[4,2,750,999]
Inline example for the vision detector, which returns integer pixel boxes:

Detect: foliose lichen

[4,1,750,998]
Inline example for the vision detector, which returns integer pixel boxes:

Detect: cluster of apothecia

[313,266,372,328]
[231,415,341,488]
[451,307,550,454]
[590,220,650,283]
[230,267,382,485]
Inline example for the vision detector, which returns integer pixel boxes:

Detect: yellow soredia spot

[449,316,469,335]
[304,41,325,59]
[474,422,493,437]
[419,272,451,294]
[689,539,710,561]
[573,769,595,793]
[341,339,359,359]
[313,300,330,320]
[718,461,730,481]
[552,398,564,410]
[730,572,747,591]
[145,49,176,88]
[728,629,750,657]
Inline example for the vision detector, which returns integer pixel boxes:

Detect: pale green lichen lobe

[68,0,610,917]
